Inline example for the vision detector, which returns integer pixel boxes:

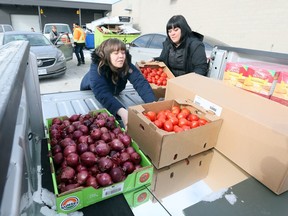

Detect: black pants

[74,43,85,63]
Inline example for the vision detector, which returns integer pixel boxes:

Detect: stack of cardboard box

[165,73,288,195]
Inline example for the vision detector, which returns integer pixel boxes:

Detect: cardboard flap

[137,61,167,68]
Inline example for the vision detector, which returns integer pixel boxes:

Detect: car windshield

[44,25,71,34]
[4,34,51,46]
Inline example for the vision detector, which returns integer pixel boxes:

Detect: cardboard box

[46,109,153,214]
[165,73,288,195]
[136,61,175,99]
[127,99,223,169]
[151,150,214,200]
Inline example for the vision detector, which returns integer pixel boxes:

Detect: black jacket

[154,32,208,76]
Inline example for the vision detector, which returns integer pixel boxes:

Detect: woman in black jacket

[154,15,208,77]
[80,38,156,128]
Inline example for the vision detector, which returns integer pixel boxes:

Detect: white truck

[1,40,288,215]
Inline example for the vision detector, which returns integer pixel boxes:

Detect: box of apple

[136,61,175,99]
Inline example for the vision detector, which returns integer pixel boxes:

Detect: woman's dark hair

[166,15,192,44]
[96,38,129,84]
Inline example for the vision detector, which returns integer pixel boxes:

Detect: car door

[54,33,73,61]
[129,34,165,64]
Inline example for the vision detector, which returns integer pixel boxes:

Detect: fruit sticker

[60,196,80,211]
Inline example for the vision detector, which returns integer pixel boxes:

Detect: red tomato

[171,106,181,115]
[181,107,191,116]
[146,111,156,121]
[198,118,208,125]
[177,111,188,119]
[163,120,173,132]
[188,113,199,122]
[181,125,191,131]
[178,118,189,127]
[173,125,184,133]
[154,119,163,129]
[190,120,200,128]
[157,111,166,120]
[169,116,179,126]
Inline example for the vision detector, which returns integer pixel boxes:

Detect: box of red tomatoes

[127,99,223,169]
[46,109,153,214]
[136,61,175,99]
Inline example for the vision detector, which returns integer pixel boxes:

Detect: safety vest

[73,27,86,43]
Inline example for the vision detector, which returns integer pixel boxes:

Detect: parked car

[0,31,71,78]
[0,24,14,33]
[127,32,228,64]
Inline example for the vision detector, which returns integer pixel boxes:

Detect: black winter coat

[154,32,208,76]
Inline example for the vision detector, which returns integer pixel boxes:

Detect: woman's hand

[117,107,128,130]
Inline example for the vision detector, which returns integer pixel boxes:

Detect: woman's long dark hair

[95,38,129,84]
[166,15,193,44]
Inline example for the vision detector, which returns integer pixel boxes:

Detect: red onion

[96,173,113,187]
[109,167,126,183]
[119,152,131,164]
[73,130,83,140]
[87,135,94,144]
[89,143,97,153]
[52,145,62,155]
[78,125,89,134]
[83,119,92,127]
[52,118,62,125]
[50,124,60,131]
[112,127,122,135]
[101,132,112,143]
[95,119,106,128]
[100,127,109,134]
[86,176,99,189]
[65,125,75,134]
[118,134,132,147]
[66,152,79,167]
[53,152,64,165]
[105,120,115,130]
[90,128,102,140]
[122,161,135,174]
[97,157,113,172]
[62,119,71,127]
[109,139,125,152]
[63,145,77,157]
[77,142,88,154]
[76,170,89,185]
[50,137,58,147]
[69,114,80,122]
[61,183,80,192]
[78,135,88,144]
[80,151,96,167]
[95,143,110,157]
[60,166,75,182]
[76,164,88,172]
[50,129,61,139]
[72,121,81,128]
[130,152,141,165]
[88,165,100,175]
[60,137,76,149]
[126,146,136,155]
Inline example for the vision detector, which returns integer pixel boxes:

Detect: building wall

[0,4,104,31]
[110,0,288,54]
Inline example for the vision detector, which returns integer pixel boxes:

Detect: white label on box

[102,182,124,198]
[38,69,47,75]
[194,95,222,116]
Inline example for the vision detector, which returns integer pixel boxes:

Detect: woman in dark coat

[80,38,156,128]
[154,15,208,77]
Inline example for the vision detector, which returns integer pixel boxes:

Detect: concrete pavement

[39,49,92,94]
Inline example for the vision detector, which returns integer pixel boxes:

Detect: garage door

[11,14,40,32]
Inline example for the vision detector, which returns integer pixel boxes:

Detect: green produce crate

[46,109,153,214]
[94,27,140,48]
[124,185,151,208]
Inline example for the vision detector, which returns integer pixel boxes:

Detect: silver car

[128,33,228,64]
[0,31,73,79]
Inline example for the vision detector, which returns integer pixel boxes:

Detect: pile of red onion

[49,112,142,193]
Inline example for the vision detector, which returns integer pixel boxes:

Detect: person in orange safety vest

[73,23,86,66]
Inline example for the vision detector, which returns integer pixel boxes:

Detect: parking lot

[39,49,92,94]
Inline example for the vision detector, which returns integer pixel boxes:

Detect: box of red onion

[46,109,153,214]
